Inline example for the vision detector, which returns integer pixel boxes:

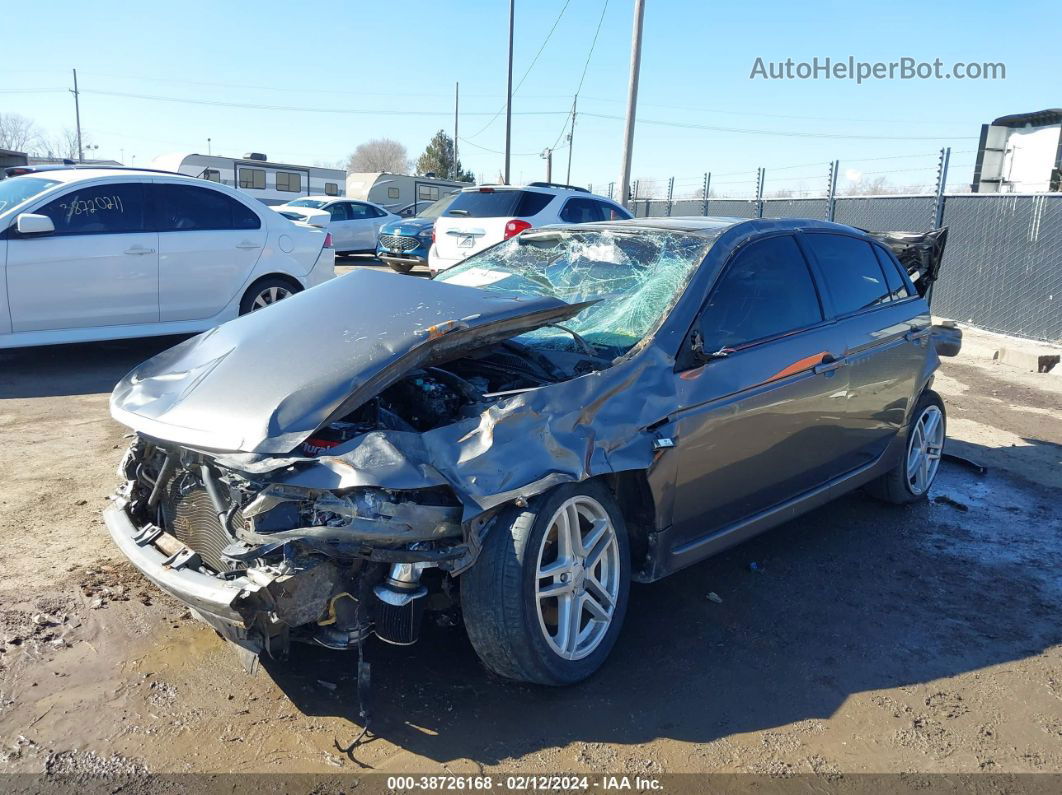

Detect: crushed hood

[111,270,590,454]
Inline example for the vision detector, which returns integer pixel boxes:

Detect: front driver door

[6,181,158,331]
[665,233,853,554]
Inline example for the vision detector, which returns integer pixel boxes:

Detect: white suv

[428,182,631,274]
[0,167,335,349]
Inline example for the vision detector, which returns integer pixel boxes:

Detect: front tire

[461,482,630,686]
[868,390,946,504]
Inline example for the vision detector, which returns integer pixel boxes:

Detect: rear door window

[699,234,823,350]
[445,190,548,218]
[802,233,891,316]
[347,202,374,220]
[873,245,912,300]
[327,203,350,222]
[151,184,261,231]
[35,182,146,236]
[560,198,607,223]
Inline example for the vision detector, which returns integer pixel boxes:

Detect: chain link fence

[628,192,1062,342]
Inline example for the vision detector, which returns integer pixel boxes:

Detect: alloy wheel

[906,405,944,495]
[251,285,292,311]
[534,495,621,661]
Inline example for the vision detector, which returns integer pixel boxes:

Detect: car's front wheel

[461,482,630,685]
[239,277,301,315]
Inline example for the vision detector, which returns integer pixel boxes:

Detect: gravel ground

[0,278,1059,780]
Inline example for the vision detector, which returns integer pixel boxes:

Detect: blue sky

[3,0,1058,196]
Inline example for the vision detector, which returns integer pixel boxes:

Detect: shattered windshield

[435,228,713,355]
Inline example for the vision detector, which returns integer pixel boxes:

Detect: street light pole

[616,0,645,208]
[504,0,515,184]
[453,82,459,179]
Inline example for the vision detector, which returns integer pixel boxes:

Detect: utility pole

[541,148,553,181]
[504,0,515,184]
[616,0,646,208]
[454,82,459,179]
[565,96,577,184]
[70,68,83,163]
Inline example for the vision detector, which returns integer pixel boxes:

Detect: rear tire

[867,390,946,504]
[461,481,630,686]
[239,276,301,315]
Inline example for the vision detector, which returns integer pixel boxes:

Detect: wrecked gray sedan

[105,217,958,686]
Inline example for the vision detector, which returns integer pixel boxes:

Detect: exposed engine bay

[114,341,605,657]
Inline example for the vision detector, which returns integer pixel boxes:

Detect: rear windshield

[417,192,460,219]
[0,176,61,216]
[445,189,551,218]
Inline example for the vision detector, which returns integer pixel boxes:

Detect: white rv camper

[151,152,346,206]
[345,172,470,215]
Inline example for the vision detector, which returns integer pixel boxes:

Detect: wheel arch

[599,470,657,578]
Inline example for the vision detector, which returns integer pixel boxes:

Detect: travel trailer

[151,152,346,206]
[345,172,470,215]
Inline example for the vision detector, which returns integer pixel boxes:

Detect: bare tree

[346,139,410,173]
[842,175,929,196]
[45,128,84,161]
[0,113,44,153]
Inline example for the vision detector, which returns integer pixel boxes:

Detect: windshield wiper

[546,323,599,358]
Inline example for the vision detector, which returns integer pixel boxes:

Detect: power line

[580,112,978,141]
[78,88,571,117]
[466,0,574,139]
[458,136,549,157]
[550,0,610,152]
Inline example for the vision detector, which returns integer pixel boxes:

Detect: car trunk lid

[110,269,591,455]
[866,227,948,298]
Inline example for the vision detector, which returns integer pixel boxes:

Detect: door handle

[813,355,847,375]
[124,246,155,255]
[236,241,261,249]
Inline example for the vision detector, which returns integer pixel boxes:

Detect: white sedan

[273,196,399,256]
[0,167,335,349]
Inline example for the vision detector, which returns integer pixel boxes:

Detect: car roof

[21,167,189,183]
[458,183,608,197]
[540,216,868,239]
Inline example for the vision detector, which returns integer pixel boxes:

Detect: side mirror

[16,213,55,236]
[690,320,735,362]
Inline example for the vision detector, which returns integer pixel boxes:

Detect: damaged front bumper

[105,437,480,660]
[104,498,264,648]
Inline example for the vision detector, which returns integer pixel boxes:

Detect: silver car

[104,217,959,687]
